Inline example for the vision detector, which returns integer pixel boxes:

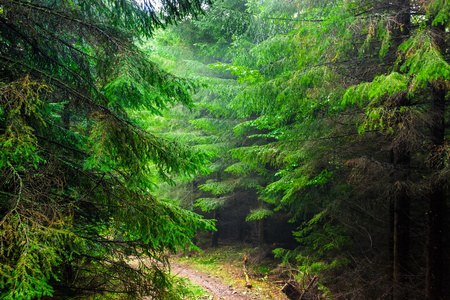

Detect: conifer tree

[0,0,214,298]
[183,0,449,298]
[146,37,256,246]
[342,0,449,298]
[145,0,449,298]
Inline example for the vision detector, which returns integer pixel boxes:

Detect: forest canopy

[147,0,450,299]
[1,0,449,299]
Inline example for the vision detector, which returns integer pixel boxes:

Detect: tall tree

[0,0,214,298]
[343,0,449,298]
[147,0,449,298]
[425,3,449,299]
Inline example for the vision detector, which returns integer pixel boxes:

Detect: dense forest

[0,0,449,299]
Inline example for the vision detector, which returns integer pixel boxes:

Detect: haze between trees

[0,0,449,299]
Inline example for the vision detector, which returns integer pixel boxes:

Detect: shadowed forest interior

[0,0,449,299]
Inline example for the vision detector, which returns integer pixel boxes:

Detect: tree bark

[258,218,265,248]
[392,148,411,300]
[425,16,447,299]
[389,2,411,299]
[211,210,220,247]
[426,186,444,300]
[426,78,446,300]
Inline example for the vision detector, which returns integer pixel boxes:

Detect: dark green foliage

[0,0,215,298]
[131,0,449,298]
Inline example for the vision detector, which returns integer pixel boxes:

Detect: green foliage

[274,215,351,282]
[209,61,265,84]
[224,162,253,176]
[229,145,279,169]
[0,215,68,299]
[137,0,450,297]
[245,208,273,221]
[0,0,215,298]
[171,276,211,299]
[0,77,48,169]
[398,31,450,91]
[104,52,197,113]
[342,72,411,133]
[196,197,230,212]
[190,118,236,134]
[294,212,350,257]
[199,180,236,195]
[426,0,450,26]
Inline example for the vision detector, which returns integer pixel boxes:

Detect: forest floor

[170,261,252,299]
[137,244,291,299]
[171,244,289,299]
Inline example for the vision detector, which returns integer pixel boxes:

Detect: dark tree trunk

[426,79,446,300]
[392,147,411,300]
[62,107,70,130]
[425,17,447,299]
[258,218,265,248]
[238,219,244,242]
[211,210,220,247]
[426,187,445,300]
[389,2,411,299]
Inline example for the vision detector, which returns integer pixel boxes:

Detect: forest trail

[137,259,256,300]
[170,262,254,299]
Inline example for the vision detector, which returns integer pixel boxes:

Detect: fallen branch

[281,280,301,300]
[243,256,252,288]
[299,275,318,300]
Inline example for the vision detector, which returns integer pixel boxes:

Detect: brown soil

[170,262,253,299]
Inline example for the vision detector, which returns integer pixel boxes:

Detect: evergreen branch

[0,162,23,228]
[36,134,88,156]
[0,54,140,133]
[280,130,379,144]
[292,55,379,76]
[76,234,146,245]
[11,0,125,47]
[37,146,136,204]
[79,173,106,201]
[41,140,148,199]
[33,21,96,60]
[221,5,324,23]
[0,55,204,168]
[2,13,144,112]
[0,0,214,297]
[47,190,126,209]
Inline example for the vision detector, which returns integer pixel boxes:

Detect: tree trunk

[211,210,220,247]
[391,147,411,300]
[426,187,444,300]
[393,184,410,300]
[426,76,446,300]
[389,2,411,298]
[424,16,447,299]
[62,106,70,130]
[258,218,265,248]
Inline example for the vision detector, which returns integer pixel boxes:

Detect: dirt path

[170,262,253,299]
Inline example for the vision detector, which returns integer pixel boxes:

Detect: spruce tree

[142,0,449,298]
[343,0,449,298]
[0,0,214,298]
